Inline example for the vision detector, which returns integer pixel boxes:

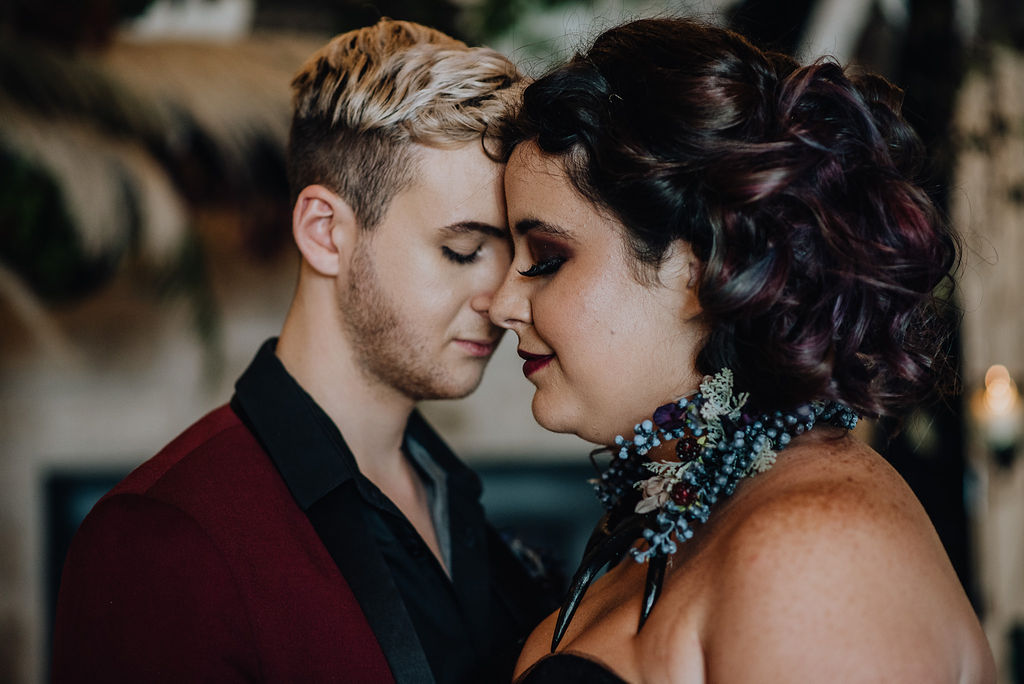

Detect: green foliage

[139,232,224,382]
[0,37,160,140]
[0,148,120,302]
[1,0,158,48]
[118,0,159,21]
[475,0,581,40]
[254,0,464,41]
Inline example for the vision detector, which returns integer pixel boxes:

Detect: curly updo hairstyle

[503,17,959,418]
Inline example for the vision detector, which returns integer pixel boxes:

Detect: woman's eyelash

[442,246,481,264]
[519,256,566,277]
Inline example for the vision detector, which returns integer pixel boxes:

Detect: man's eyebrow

[441,221,507,239]
[513,218,573,239]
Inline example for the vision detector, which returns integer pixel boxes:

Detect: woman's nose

[488,267,531,331]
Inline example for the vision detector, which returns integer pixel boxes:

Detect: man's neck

[276,303,415,483]
[277,320,449,574]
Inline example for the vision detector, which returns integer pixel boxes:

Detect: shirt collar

[232,338,481,510]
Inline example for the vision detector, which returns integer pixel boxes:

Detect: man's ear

[292,185,358,276]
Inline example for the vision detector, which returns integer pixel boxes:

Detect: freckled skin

[513,430,995,683]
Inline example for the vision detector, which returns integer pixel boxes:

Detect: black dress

[514,653,628,683]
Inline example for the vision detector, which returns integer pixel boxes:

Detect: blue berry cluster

[593,381,859,564]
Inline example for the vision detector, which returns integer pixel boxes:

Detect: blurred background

[2,0,1024,682]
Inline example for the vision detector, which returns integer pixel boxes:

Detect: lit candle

[972,364,1024,452]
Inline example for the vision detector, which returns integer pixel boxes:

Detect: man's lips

[517,349,554,377]
[454,339,499,357]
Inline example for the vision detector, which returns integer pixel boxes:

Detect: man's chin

[410,372,485,402]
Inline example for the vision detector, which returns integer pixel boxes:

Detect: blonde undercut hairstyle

[287,19,522,229]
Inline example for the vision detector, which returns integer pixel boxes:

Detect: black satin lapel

[307,483,435,684]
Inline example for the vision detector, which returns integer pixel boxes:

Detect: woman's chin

[530,395,579,436]
[530,410,573,436]
[530,396,616,444]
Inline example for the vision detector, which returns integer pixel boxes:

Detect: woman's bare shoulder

[666,433,993,683]
[720,433,929,551]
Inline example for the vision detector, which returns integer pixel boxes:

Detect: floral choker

[550,369,859,651]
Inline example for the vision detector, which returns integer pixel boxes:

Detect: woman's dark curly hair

[503,17,960,418]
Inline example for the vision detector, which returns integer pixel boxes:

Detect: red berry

[670,484,695,506]
[676,437,700,461]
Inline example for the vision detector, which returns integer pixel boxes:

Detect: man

[52,19,552,683]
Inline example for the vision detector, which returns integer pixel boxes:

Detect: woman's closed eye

[518,235,570,277]
[519,256,566,277]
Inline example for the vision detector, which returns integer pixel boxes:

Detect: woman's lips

[454,339,498,357]
[517,349,554,378]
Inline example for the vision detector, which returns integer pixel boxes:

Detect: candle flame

[983,364,1019,417]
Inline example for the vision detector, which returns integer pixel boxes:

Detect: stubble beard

[340,240,481,401]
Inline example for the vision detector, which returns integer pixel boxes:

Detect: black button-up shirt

[231,339,553,683]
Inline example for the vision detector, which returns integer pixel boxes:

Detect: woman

[489,17,995,683]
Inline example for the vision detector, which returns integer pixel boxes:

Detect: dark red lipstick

[517,349,554,378]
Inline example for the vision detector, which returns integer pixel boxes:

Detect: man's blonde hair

[287,19,522,229]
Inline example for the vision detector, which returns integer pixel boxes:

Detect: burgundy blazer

[51,405,395,683]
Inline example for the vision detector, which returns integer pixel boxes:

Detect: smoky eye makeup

[518,235,569,277]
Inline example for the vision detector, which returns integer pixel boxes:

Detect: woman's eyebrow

[514,218,574,240]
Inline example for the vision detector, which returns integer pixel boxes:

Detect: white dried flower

[635,474,674,514]
[750,442,777,473]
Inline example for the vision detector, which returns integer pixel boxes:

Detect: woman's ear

[664,239,703,320]
[292,185,358,276]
